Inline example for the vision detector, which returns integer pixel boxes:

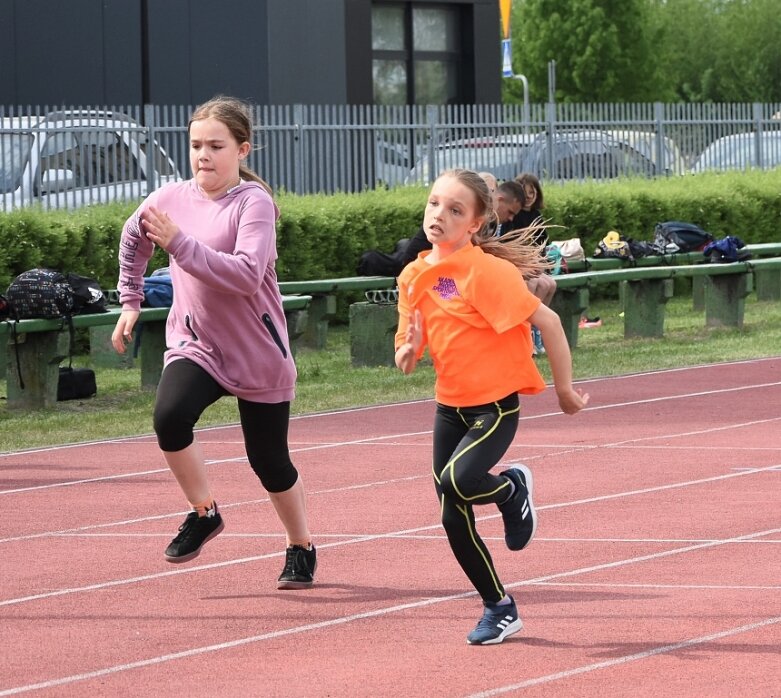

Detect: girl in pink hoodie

[112,96,316,589]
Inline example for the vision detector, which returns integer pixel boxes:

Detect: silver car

[1,110,180,211]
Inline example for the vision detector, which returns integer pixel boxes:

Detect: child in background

[395,169,588,644]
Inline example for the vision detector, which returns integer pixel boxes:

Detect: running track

[1,358,780,697]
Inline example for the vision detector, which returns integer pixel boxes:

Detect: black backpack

[653,221,715,254]
[5,269,107,390]
[6,269,74,319]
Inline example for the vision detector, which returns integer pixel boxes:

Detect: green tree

[647,0,781,102]
[504,0,663,103]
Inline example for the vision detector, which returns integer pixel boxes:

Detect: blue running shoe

[498,465,537,551]
[467,596,523,645]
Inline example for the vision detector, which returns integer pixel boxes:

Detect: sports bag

[703,236,751,263]
[6,269,74,319]
[67,273,108,314]
[594,231,633,260]
[653,221,715,254]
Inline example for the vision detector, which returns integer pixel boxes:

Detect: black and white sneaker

[498,465,537,551]
[466,596,523,645]
[164,502,224,563]
[277,544,317,590]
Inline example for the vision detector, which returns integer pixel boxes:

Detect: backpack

[143,274,174,307]
[5,268,106,390]
[594,231,633,260]
[703,236,751,263]
[5,269,74,319]
[67,273,108,314]
[653,221,715,254]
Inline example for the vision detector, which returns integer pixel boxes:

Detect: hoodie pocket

[262,313,288,359]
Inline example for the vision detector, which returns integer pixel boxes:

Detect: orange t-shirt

[395,244,546,407]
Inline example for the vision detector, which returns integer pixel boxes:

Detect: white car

[692,131,781,172]
[1,110,180,211]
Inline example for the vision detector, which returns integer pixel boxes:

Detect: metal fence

[2,101,781,211]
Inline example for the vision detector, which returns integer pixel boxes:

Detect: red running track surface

[1,357,780,697]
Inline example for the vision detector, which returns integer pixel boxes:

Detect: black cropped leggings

[153,359,298,493]
[432,393,520,604]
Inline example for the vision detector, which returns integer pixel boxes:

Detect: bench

[551,257,781,348]
[278,276,396,349]
[565,242,781,305]
[1,295,311,410]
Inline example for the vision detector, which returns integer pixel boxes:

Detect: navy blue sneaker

[164,502,224,563]
[467,596,522,645]
[498,465,537,551]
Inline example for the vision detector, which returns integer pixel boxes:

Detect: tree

[505,0,663,103]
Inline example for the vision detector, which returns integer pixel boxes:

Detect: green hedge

[1,170,780,291]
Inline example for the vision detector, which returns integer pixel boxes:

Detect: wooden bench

[278,276,396,349]
[551,257,781,348]
[1,295,311,410]
[565,242,781,304]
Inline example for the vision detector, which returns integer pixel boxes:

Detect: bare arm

[530,304,589,414]
[395,309,423,375]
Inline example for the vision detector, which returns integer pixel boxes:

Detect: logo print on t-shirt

[433,276,459,300]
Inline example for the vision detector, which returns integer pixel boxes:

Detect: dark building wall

[266,0,349,104]
[1,0,501,107]
[146,0,270,105]
[0,0,143,105]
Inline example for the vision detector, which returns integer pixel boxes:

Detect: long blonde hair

[188,95,273,196]
[441,169,551,277]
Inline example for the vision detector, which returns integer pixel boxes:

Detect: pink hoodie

[118,179,296,403]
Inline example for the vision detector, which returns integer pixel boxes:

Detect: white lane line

[1,525,778,696]
[464,615,781,697]
[2,403,779,498]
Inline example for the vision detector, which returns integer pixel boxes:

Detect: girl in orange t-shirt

[395,169,589,645]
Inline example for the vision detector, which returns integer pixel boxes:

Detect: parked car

[691,131,781,173]
[375,139,411,188]
[406,133,536,184]
[0,110,181,211]
[407,129,685,184]
[518,129,686,180]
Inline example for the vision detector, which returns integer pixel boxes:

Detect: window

[372,3,462,105]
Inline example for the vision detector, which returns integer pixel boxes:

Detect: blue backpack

[143,269,173,307]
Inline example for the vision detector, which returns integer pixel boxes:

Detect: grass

[1,291,780,452]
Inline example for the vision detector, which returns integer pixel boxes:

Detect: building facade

[1,0,502,107]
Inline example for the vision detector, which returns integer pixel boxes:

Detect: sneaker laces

[281,546,305,577]
[170,511,201,545]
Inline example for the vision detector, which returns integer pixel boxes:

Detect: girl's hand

[111,309,141,354]
[395,309,423,374]
[556,386,590,415]
[141,206,180,251]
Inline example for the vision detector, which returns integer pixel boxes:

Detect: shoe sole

[508,465,537,551]
[467,617,523,645]
[277,579,315,590]
[164,520,225,564]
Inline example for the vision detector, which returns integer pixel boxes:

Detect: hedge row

[1,170,780,291]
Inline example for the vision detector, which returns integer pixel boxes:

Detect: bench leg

[754,268,781,301]
[138,321,167,388]
[5,330,68,409]
[705,273,751,328]
[302,295,336,349]
[691,276,705,311]
[622,279,673,339]
[349,301,398,367]
[89,325,134,368]
[285,309,309,357]
[550,287,589,349]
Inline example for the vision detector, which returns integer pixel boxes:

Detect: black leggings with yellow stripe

[433,392,520,604]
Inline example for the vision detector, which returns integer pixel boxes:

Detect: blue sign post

[502,39,513,78]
